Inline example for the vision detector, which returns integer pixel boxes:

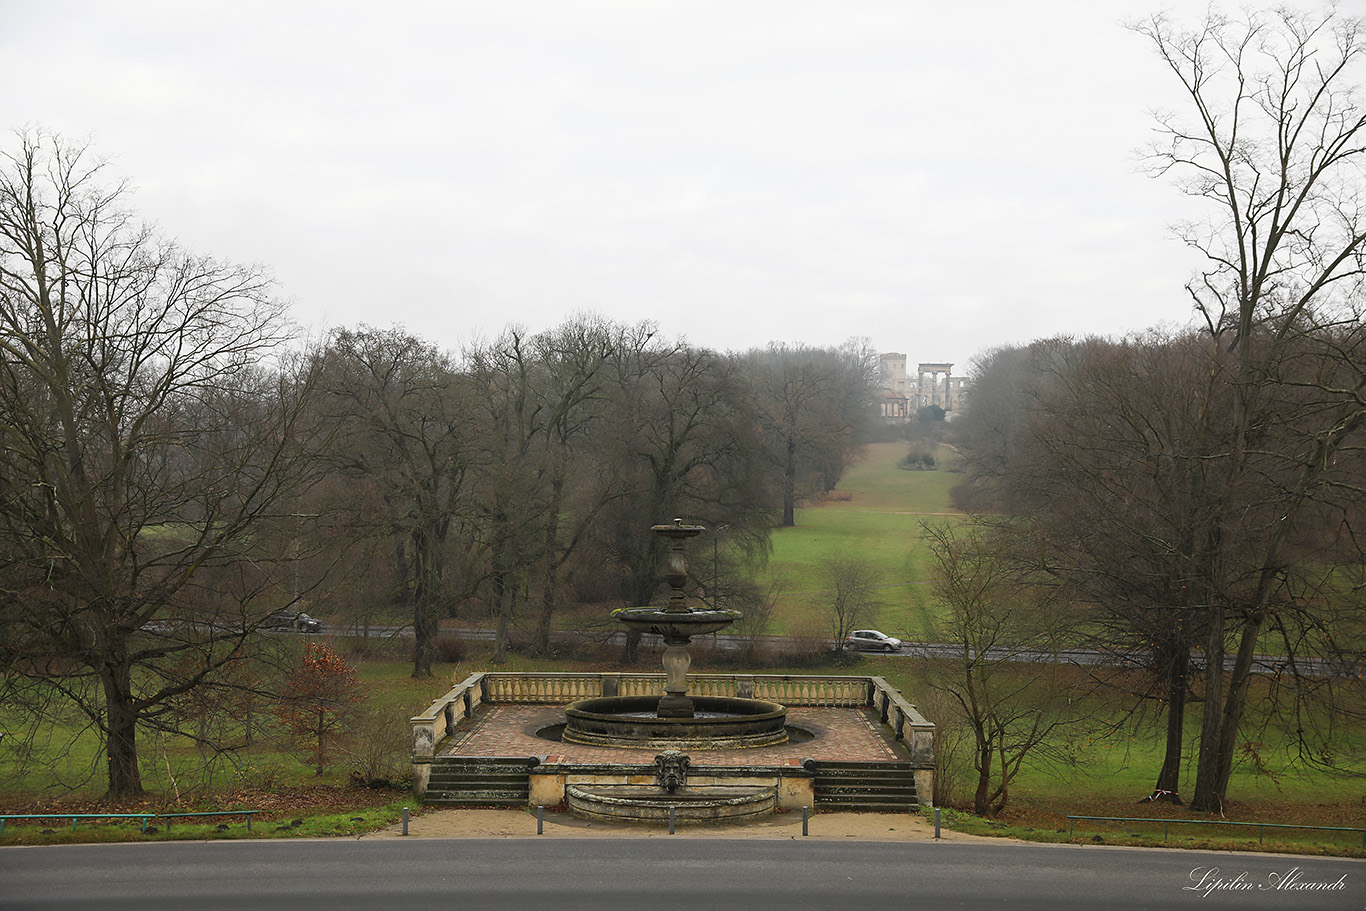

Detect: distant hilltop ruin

[877,353,969,421]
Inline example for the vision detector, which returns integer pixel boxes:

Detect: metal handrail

[1066,814,1366,847]
[156,810,258,832]
[0,809,257,835]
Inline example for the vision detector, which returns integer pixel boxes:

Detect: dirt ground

[367,807,1015,842]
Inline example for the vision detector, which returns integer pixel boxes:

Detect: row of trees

[313,323,879,673]
[0,130,879,796]
[948,6,1366,813]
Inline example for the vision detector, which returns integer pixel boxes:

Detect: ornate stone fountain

[620,521,735,718]
[561,521,787,824]
[561,520,788,750]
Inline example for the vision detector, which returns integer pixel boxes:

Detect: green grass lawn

[869,655,1366,855]
[763,441,960,637]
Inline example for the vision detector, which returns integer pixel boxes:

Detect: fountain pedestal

[658,635,693,717]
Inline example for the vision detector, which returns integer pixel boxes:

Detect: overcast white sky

[3,0,1251,372]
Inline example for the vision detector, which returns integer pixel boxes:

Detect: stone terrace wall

[409,672,935,793]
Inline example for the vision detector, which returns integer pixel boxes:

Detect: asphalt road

[336,624,1351,678]
[1,838,1359,911]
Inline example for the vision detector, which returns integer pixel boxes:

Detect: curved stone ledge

[567,783,776,825]
[563,695,788,749]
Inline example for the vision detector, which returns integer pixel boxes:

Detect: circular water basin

[562,694,788,749]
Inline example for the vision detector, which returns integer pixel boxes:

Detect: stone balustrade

[868,675,935,800]
[411,671,932,788]
[409,673,487,765]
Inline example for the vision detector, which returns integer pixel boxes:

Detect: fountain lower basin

[563,695,788,749]
[566,783,776,825]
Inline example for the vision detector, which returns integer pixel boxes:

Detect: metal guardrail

[0,809,258,835]
[157,810,258,832]
[1066,814,1366,847]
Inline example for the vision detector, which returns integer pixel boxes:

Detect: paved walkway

[368,806,990,840]
[441,704,906,766]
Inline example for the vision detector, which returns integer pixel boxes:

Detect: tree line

[0,130,878,798]
[941,5,1366,815]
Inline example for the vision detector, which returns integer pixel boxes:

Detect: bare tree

[958,326,1366,806]
[0,130,320,797]
[322,326,477,678]
[521,316,629,655]
[921,519,1089,817]
[1133,4,1366,811]
[729,578,783,663]
[464,327,553,665]
[745,341,878,527]
[596,337,776,661]
[817,552,882,649]
[979,333,1221,800]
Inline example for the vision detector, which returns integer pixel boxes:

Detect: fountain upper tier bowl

[611,606,742,639]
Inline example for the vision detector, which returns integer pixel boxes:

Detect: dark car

[261,608,322,633]
[843,629,902,652]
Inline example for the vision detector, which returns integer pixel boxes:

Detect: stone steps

[423,756,535,808]
[805,759,918,813]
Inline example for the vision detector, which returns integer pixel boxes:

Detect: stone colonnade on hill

[916,362,954,411]
[877,353,969,420]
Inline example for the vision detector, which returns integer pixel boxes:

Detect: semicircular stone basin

[567,783,776,825]
[563,695,788,749]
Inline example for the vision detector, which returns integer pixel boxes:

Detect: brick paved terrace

[410,672,934,793]
[442,703,905,766]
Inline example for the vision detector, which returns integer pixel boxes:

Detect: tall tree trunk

[1155,644,1189,795]
[410,525,443,679]
[534,475,565,655]
[1207,613,1265,806]
[315,708,325,775]
[620,532,663,663]
[101,658,144,798]
[622,628,641,664]
[490,525,516,665]
[781,435,797,527]
[493,594,512,665]
[1190,602,1226,811]
[973,734,994,817]
[393,536,409,603]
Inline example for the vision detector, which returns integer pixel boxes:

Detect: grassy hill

[763,440,960,639]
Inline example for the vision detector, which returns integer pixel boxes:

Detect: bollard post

[669,806,676,835]
[934,807,941,839]
[537,806,544,835]
[802,806,809,836]
[402,806,409,836]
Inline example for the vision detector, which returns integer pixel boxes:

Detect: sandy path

[366,807,1013,842]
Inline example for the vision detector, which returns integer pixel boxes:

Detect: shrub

[340,707,411,788]
[898,446,936,470]
[275,643,366,775]
[433,633,465,664]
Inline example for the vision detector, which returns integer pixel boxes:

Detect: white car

[844,629,902,652]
